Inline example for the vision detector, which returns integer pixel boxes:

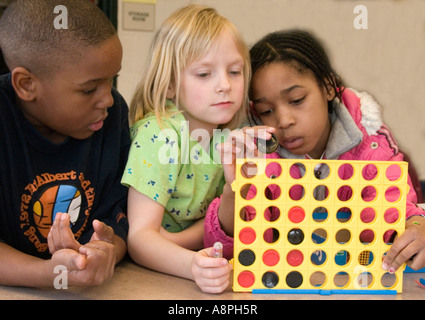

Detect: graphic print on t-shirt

[19,171,94,253]
[32,185,82,238]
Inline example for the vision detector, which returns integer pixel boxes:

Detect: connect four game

[231,158,408,295]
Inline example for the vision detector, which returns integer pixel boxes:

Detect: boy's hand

[48,212,81,254]
[50,244,115,286]
[191,247,232,294]
[48,214,118,285]
[382,215,425,273]
[89,219,115,243]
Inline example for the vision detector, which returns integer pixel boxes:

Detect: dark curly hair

[249,29,344,109]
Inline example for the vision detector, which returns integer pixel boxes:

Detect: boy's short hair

[0,0,116,77]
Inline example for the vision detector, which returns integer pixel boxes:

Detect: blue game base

[404,266,425,273]
[252,289,397,295]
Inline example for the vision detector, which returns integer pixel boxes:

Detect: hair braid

[250,29,344,105]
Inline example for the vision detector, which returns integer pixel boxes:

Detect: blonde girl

[122,5,250,293]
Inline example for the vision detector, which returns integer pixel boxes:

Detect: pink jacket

[204,89,424,259]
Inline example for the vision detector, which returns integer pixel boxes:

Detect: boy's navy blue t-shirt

[0,73,130,259]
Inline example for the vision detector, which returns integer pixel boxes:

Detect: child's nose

[216,73,231,93]
[97,84,114,109]
[277,106,296,129]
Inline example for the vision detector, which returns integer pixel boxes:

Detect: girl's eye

[259,109,273,116]
[258,109,273,116]
[229,70,242,76]
[290,96,305,105]
[196,72,210,78]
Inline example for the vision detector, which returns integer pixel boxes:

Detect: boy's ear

[11,67,37,102]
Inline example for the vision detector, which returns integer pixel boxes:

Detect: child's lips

[89,118,106,131]
[281,137,303,150]
[212,101,233,108]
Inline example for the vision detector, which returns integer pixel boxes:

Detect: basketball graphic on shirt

[32,185,82,238]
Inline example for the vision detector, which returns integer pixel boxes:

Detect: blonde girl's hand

[191,247,232,294]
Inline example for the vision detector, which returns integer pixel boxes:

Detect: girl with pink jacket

[204,30,425,278]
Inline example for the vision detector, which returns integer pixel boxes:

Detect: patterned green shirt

[122,101,227,232]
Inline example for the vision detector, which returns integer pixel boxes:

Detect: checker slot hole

[385,164,402,182]
[381,273,397,289]
[384,208,400,224]
[337,185,353,202]
[264,206,280,222]
[338,163,354,180]
[313,185,329,201]
[313,162,330,180]
[334,272,350,288]
[311,250,327,266]
[240,184,256,200]
[360,207,376,224]
[240,161,258,179]
[361,185,377,203]
[362,163,378,181]
[264,228,279,244]
[335,250,350,266]
[336,228,351,245]
[239,205,256,222]
[264,184,281,201]
[310,271,326,288]
[358,250,374,266]
[385,186,401,203]
[359,229,375,245]
[265,161,282,179]
[312,206,328,223]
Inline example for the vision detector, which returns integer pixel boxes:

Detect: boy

[0,0,129,287]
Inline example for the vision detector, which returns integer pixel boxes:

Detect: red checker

[237,270,255,288]
[287,249,304,266]
[288,207,305,223]
[239,227,256,245]
[263,249,280,266]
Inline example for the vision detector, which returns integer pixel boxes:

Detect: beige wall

[117,0,425,179]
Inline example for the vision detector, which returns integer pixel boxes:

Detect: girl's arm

[160,218,205,250]
[127,187,231,293]
[127,187,195,279]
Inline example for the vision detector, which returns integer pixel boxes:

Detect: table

[0,257,424,300]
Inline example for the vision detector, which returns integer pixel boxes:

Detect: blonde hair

[129,4,250,129]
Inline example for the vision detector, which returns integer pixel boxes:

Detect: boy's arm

[0,241,84,287]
